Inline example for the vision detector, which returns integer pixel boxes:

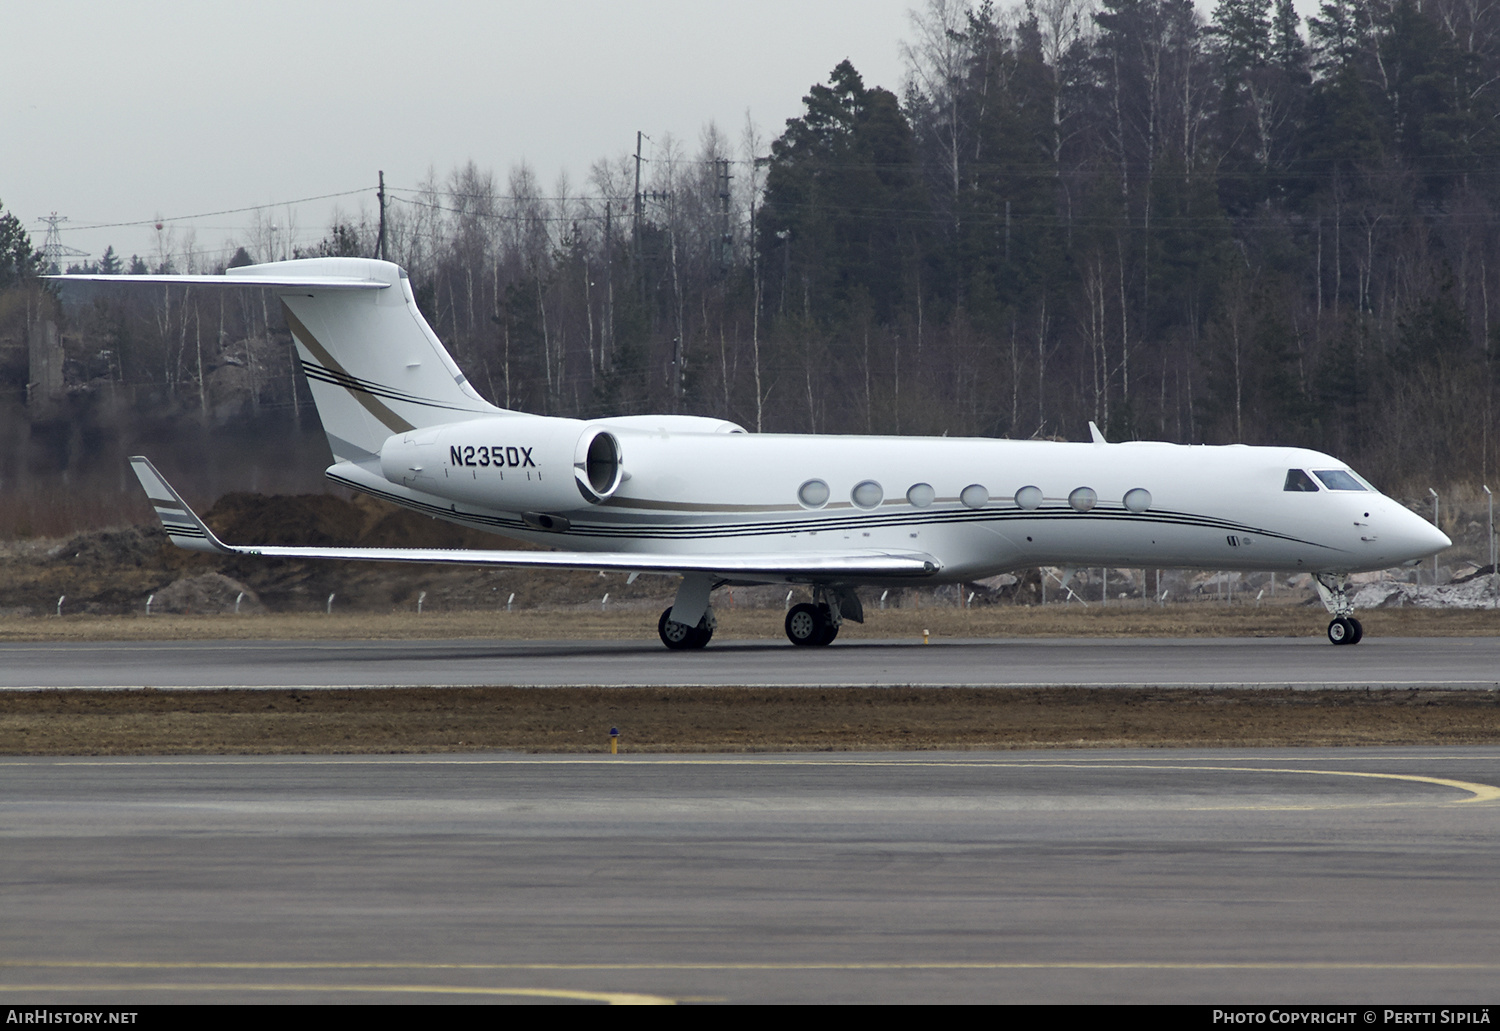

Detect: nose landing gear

[1326,615,1363,645]
[1313,573,1365,645]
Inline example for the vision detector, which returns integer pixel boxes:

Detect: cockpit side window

[1313,469,1367,491]
[1284,469,1320,492]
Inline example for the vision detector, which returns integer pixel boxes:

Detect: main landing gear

[658,606,715,650]
[785,602,839,646]
[1313,573,1364,646]
[784,586,852,646]
[656,580,859,649]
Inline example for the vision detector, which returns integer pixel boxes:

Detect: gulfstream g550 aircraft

[56,257,1449,648]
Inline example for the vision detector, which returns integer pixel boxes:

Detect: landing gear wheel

[1327,616,1361,645]
[1314,574,1363,645]
[817,605,840,645]
[785,602,837,646]
[785,603,821,645]
[658,607,713,650]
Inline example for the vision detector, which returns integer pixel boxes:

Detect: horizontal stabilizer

[48,272,387,290]
[129,456,943,582]
[132,456,231,553]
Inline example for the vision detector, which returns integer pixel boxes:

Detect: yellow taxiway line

[4,756,1496,803]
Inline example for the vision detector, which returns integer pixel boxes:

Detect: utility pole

[633,131,655,313]
[751,157,766,432]
[376,171,387,261]
[632,131,648,252]
[717,158,734,272]
[602,200,613,372]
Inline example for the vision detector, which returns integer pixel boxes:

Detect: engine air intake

[575,429,623,504]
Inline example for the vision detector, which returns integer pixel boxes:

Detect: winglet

[1088,421,1107,445]
[129,456,236,554]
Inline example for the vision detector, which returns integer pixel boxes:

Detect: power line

[54,188,373,233]
[388,195,608,224]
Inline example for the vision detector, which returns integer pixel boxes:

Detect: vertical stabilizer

[230,257,503,464]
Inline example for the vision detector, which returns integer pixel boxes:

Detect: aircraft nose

[1398,508,1450,559]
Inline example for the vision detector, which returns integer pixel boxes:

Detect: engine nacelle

[379,416,623,511]
[590,414,745,435]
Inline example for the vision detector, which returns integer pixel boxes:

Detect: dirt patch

[149,573,262,615]
[3,686,1498,755]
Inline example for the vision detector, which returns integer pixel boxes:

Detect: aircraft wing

[130,457,943,582]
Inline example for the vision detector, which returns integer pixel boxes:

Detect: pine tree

[1210,0,1272,77]
[0,200,42,289]
[759,61,927,324]
[1269,0,1306,73]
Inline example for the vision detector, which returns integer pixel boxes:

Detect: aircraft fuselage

[351,417,1449,585]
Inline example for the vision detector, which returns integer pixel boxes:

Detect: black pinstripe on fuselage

[327,470,1337,553]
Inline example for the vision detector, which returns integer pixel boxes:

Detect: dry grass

[3,685,1498,755]
[0,603,1494,642]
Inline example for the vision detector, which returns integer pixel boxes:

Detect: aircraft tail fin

[58,258,505,465]
[241,258,503,464]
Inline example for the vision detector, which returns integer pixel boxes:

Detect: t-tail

[55,257,505,465]
[239,258,503,463]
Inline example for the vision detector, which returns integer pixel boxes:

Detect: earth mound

[150,573,262,615]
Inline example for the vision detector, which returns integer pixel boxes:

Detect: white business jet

[56,257,1450,648]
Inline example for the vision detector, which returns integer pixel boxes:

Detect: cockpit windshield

[1284,469,1319,492]
[1313,469,1367,491]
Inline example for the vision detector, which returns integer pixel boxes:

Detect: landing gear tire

[1314,574,1363,645]
[658,607,713,650]
[785,603,838,646]
[1327,616,1363,645]
[820,613,840,645]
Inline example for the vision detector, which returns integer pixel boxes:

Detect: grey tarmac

[2,749,1499,1004]
[0,634,1498,689]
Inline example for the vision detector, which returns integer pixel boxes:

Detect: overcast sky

[5,0,919,264]
[8,1,1319,267]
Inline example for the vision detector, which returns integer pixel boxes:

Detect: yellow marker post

[923,628,930,645]
[609,726,620,755]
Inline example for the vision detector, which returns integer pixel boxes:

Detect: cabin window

[906,483,935,507]
[960,484,990,509]
[1014,485,1042,510]
[1314,469,1367,491]
[851,480,884,509]
[1068,486,1097,512]
[797,479,830,509]
[1284,469,1320,492]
